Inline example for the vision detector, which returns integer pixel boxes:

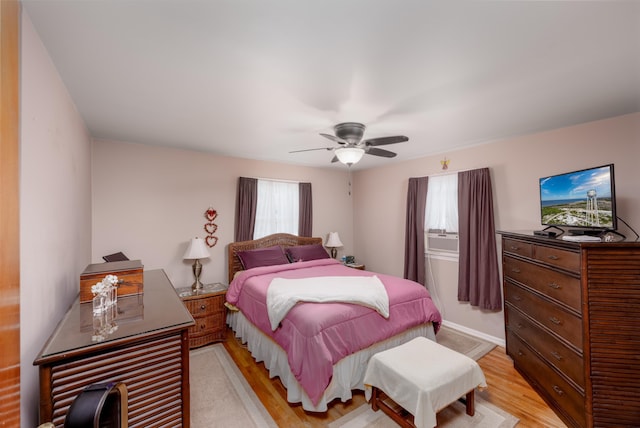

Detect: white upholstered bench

[363,336,487,428]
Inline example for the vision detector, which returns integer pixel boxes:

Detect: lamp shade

[335,147,364,165]
[325,232,344,248]
[183,237,210,260]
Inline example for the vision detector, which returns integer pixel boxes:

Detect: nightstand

[345,263,365,270]
[177,283,228,349]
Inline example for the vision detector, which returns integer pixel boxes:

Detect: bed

[225,233,442,412]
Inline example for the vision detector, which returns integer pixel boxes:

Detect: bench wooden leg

[465,390,475,416]
[371,387,380,411]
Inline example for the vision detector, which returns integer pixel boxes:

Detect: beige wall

[20,11,93,427]
[353,112,640,342]
[91,140,354,288]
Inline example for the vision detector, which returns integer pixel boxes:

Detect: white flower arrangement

[91,274,119,296]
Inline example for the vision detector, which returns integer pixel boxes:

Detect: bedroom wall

[91,140,354,288]
[20,11,93,427]
[353,112,640,342]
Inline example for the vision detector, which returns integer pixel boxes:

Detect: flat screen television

[539,164,617,231]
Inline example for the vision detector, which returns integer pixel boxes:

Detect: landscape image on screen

[540,165,614,228]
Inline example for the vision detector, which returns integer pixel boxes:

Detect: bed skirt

[226,310,436,412]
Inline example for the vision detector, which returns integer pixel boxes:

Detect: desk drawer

[505,282,582,350]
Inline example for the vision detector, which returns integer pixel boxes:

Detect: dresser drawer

[506,306,584,388]
[504,256,581,312]
[508,330,585,427]
[534,245,580,273]
[184,294,224,316]
[505,282,583,350]
[503,238,533,258]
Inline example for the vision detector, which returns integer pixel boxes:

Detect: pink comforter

[226,258,442,405]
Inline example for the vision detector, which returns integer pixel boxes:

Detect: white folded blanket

[267,276,389,330]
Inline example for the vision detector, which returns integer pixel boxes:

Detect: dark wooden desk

[34,269,194,427]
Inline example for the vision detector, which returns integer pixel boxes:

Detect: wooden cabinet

[34,270,193,428]
[499,231,640,427]
[177,283,228,349]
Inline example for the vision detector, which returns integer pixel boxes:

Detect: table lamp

[325,232,343,259]
[183,237,210,290]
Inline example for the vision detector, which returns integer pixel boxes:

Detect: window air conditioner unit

[426,230,459,254]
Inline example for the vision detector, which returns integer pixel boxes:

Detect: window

[253,179,299,238]
[425,173,459,257]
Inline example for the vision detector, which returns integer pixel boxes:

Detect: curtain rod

[426,166,485,178]
[245,176,301,184]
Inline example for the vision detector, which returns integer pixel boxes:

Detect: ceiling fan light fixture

[335,147,365,165]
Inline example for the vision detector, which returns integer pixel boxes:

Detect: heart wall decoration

[204,207,218,247]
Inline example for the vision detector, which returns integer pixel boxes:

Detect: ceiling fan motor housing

[334,122,365,144]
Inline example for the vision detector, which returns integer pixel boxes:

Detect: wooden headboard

[227,233,323,283]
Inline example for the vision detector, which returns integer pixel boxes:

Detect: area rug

[328,395,518,428]
[190,344,278,428]
[435,325,497,361]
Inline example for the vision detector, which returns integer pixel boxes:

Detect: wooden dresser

[177,283,228,349]
[499,231,640,428]
[34,269,194,427]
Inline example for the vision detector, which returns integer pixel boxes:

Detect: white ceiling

[23,0,640,170]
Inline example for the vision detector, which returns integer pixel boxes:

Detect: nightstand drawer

[184,294,225,316]
[188,313,225,336]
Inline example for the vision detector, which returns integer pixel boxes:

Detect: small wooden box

[80,260,144,303]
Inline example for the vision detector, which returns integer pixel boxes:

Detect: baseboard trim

[441,320,506,348]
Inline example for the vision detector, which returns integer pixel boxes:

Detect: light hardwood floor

[222,327,568,427]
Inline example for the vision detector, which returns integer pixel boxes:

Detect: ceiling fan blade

[364,135,409,146]
[331,155,339,163]
[366,147,397,158]
[289,147,334,153]
[320,133,348,145]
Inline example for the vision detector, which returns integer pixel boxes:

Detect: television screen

[539,164,616,230]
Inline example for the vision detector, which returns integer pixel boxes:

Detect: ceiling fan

[290,122,409,165]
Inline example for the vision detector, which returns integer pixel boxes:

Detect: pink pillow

[285,244,330,262]
[236,246,290,270]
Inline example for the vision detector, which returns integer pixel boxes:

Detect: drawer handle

[548,282,561,289]
[547,255,559,260]
[549,316,562,325]
[552,385,564,396]
[510,246,520,251]
[516,323,524,330]
[551,351,563,361]
[511,268,521,274]
[200,304,207,310]
[512,295,522,301]
[517,350,524,356]
[200,324,206,330]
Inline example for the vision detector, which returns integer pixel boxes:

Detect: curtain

[299,182,312,237]
[234,177,257,242]
[457,168,502,310]
[253,180,299,238]
[404,176,428,285]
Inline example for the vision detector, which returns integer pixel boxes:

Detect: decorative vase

[92,294,106,315]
